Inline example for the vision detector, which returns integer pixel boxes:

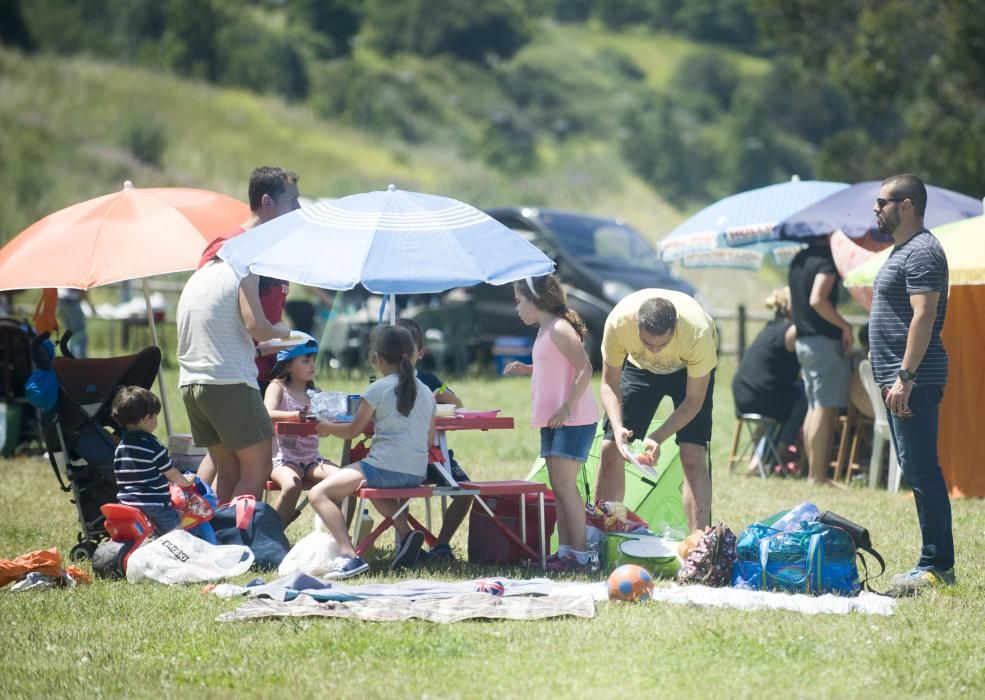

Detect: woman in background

[731,287,806,475]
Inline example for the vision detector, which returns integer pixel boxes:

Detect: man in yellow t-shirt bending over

[597,289,718,531]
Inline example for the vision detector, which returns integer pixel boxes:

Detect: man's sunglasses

[875,197,905,209]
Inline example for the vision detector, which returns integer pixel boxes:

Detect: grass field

[2,359,983,699]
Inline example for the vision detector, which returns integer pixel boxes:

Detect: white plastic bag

[126,530,254,585]
[278,513,341,577]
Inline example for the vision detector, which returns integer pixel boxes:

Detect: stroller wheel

[70,541,98,562]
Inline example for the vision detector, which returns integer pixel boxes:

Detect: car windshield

[539,212,667,272]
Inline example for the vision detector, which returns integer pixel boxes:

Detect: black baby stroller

[41,340,161,561]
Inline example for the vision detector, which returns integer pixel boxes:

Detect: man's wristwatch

[898,368,916,382]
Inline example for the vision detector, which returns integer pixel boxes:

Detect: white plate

[454,409,501,419]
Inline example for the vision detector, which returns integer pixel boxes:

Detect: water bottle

[355,508,375,548]
[772,502,819,532]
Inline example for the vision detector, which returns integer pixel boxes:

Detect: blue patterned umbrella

[659,177,849,270]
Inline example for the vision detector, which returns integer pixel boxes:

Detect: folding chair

[727,413,784,479]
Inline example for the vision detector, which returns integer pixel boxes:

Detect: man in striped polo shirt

[870,173,955,596]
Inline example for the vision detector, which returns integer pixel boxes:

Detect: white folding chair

[858,360,901,491]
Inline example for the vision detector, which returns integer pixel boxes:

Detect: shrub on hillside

[214,16,309,100]
[310,57,502,147]
[477,111,539,172]
[122,116,167,168]
[286,0,362,59]
[670,53,739,112]
[363,0,530,63]
[497,44,637,138]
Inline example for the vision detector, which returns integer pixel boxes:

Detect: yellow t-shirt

[601,289,718,377]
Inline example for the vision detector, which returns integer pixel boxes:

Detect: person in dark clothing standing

[788,237,853,484]
[870,173,955,596]
[732,287,805,475]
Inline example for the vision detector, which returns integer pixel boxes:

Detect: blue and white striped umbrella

[219,185,554,294]
[658,177,849,269]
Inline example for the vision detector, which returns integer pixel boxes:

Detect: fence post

[737,304,746,361]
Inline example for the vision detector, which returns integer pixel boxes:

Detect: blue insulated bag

[212,495,290,570]
[732,521,860,596]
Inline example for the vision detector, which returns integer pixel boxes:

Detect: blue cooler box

[492,336,534,375]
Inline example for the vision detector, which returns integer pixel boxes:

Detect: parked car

[407,207,701,370]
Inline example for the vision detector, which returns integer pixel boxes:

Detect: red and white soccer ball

[607,564,654,602]
[474,578,506,596]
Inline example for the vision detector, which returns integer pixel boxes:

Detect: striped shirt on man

[869,229,949,387]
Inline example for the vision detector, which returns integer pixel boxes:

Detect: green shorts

[181,383,273,451]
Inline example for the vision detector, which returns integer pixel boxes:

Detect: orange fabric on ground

[939,285,985,498]
[0,548,63,587]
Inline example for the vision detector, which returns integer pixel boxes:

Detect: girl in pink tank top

[503,274,598,572]
[263,334,339,524]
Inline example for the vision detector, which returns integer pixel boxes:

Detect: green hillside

[0,46,685,241]
[0,4,792,310]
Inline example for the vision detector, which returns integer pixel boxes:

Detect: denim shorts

[540,423,597,463]
[358,461,423,489]
[138,504,181,534]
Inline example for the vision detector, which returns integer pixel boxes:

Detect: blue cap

[275,332,318,363]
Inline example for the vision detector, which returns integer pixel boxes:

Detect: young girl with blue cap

[263,333,339,524]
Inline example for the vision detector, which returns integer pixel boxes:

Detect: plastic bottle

[771,502,820,532]
[355,508,374,548]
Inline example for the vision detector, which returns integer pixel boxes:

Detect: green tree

[286,0,362,59]
[364,0,530,63]
[749,0,985,196]
[0,0,35,52]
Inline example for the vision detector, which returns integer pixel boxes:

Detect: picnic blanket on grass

[650,585,895,615]
[217,591,597,624]
[207,573,607,602]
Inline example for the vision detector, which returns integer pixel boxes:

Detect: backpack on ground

[677,522,738,586]
[212,495,290,570]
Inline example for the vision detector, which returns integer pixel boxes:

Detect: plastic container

[771,502,820,532]
[603,532,681,578]
[355,509,375,548]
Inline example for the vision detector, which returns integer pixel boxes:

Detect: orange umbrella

[0,181,249,434]
[0,181,248,289]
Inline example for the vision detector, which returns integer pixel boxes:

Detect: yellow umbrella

[844,215,985,288]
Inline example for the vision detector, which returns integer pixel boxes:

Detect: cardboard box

[168,433,207,456]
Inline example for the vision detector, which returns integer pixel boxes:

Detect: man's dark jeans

[887,383,954,571]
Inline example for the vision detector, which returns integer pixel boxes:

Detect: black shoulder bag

[818,510,886,592]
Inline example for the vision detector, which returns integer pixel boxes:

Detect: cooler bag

[212,495,290,570]
[603,532,681,578]
[468,493,556,565]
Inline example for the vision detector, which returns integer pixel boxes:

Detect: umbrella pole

[141,278,174,436]
[388,293,396,325]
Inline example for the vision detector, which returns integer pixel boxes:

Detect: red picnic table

[273,414,548,568]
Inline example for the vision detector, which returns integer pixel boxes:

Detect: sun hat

[275,332,319,363]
